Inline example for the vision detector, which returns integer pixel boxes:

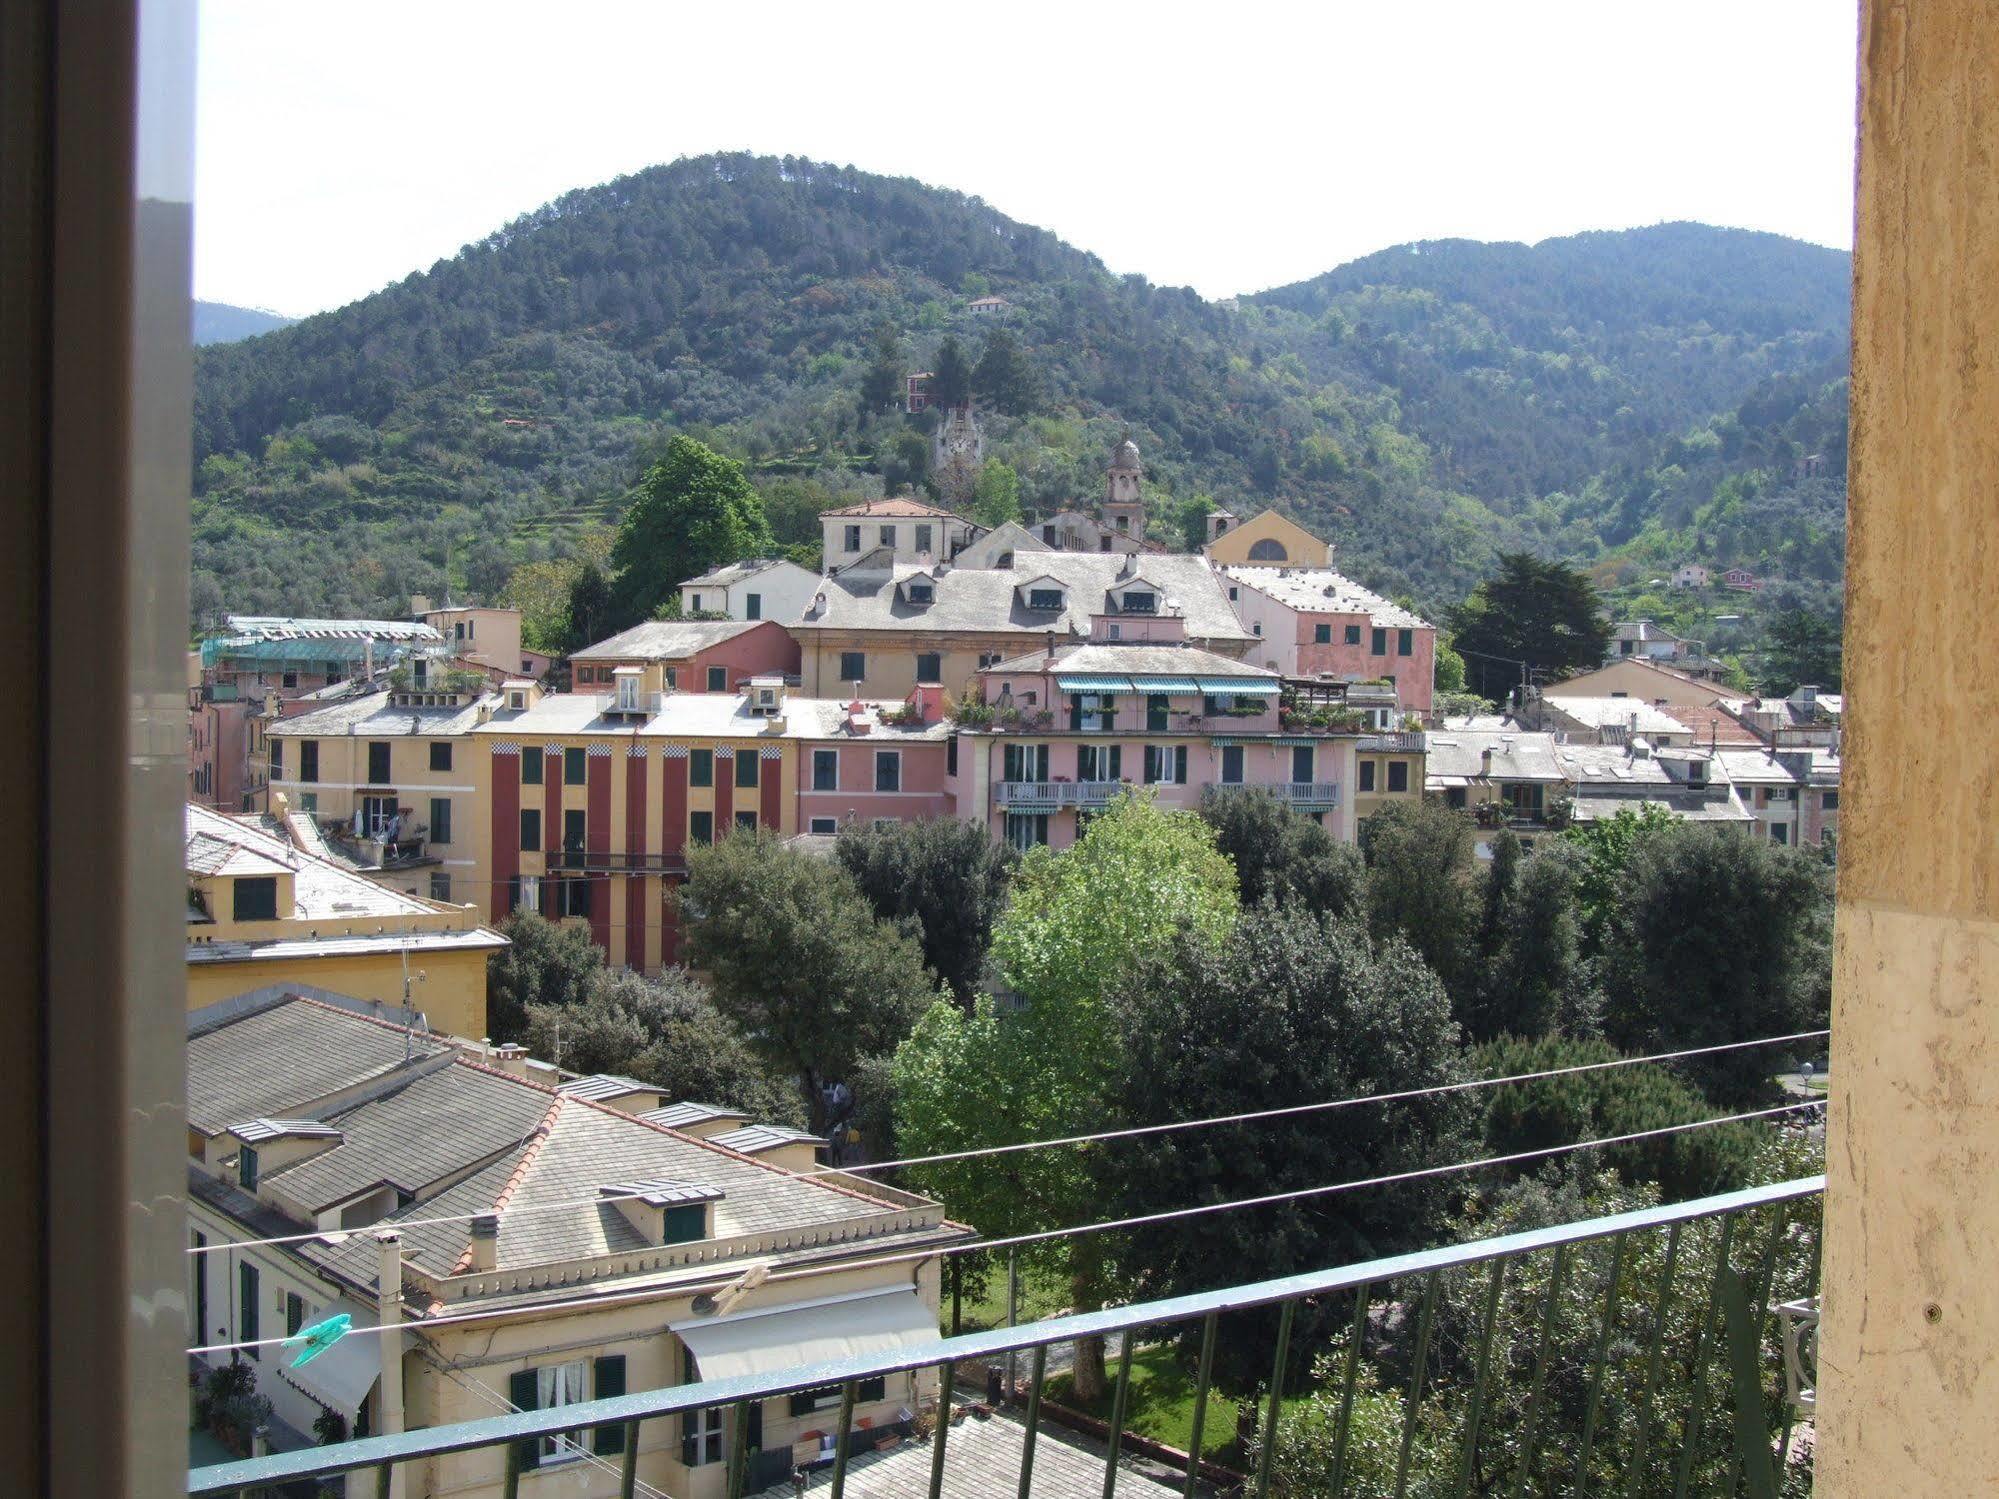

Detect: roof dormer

[899,574,937,607]
[1108,573,1165,615]
[1015,574,1067,612]
[222,1117,345,1192]
[598,1179,725,1246]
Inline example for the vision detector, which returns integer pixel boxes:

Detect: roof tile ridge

[444,1096,564,1276]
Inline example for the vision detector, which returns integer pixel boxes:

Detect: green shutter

[592,1356,627,1453]
[509,1368,541,1470]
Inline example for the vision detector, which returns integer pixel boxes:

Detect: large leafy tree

[563,561,612,651]
[1601,824,1832,1105]
[892,793,1237,1396]
[1449,553,1614,700]
[679,832,939,1129]
[858,324,904,416]
[1466,832,1598,1041]
[1101,905,1478,1403]
[1358,798,1479,1007]
[485,910,603,1042]
[1199,786,1364,915]
[522,967,803,1125]
[834,819,1017,1003]
[930,336,973,409]
[969,461,1022,528]
[972,327,1042,413]
[608,435,774,627]
[1561,802,1677,958]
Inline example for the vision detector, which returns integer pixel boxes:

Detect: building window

[1397,629,1414,657]
[839,651,865,683]
[689,811,713,846]
[521,750,542,786]
[1252,623,1263,636]
[281,670,298,690]
[1003,743,1049,783]
[812,749,838,791]
[916,653,942,684]
[1771,823,1790,846]
[915,524,933,553]
[809,817,837,835]
[947,735,958,776]
[1144,745,1187,785]
[508,1357,626,1467]
[298,792,317,814]
[430,742,452,772]
[1371,628,1387,656]
[664,668,678,691]
[429,796,452,845]
[239,1262,260,1360]
[879,524,897,547]
[429,871,451,902]
[1027,588,1063,611]
[232,876,278,922]
[734,810,757,832]
[678,1347,727,1467]
[1344,624,1362,646]
[843,525,862,552]
[1314,623,1332,644]
[1387,761,1409,793]
[238,1144,259,1192]
[1122,590,1156,613]
[576,666,595,685]
[875,751,902,793]
[1822,790,1840,810]
[1005,813,1049,851]
[520,809,541,852]
[551,878,592,918]
[563,808,586,852]
[737,592,759,622]
[1291,745,1314,783]
[1359,761,1377,793]
[367,741,391,784]
[564,747,586,785]
[1221,745,1245,784]
[790,1378,887,1418]
[689,749,713,787]
[706,666,728,693]
[513,874,541,914]
[978,653,1002,669]
[268,739,282,778]
[735,751,759,788]
[298,739,318,781]
[285,1291,305,1339]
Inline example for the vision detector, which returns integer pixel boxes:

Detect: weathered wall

[1818,3,1999,1492]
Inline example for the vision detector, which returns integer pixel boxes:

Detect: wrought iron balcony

[188,1176,1823,1499]
[1211,780,1345,809]
[993,780,1128,809]
[546,847,688,875]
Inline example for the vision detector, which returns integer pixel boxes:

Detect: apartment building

[1422,729,1568,853]
[184,805,504,1038]
[187,993,965,1498]
[1714,746,1841,847]
[1552,742,1753,828]
[568,618,801,696]
[819,496,983,566]
[1221,564,1437,714]
[675,558,822,625]
[414,603,553,680]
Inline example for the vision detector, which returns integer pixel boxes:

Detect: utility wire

[186,1027,1828,1259]
[185,1096,1823,1358]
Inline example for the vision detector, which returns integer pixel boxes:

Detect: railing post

[1451,1258,1508,1499]
[1623,1222,1686,1499]
[1183,1311,1218,1498]
[1670,1214,1738,1499]
[1102,1329,1135,1499]
[1721,1269,1782,1499]
[1005,1246,1019,1398]
[1015,1344,1047,1499]
[1253,1298,1296,1499]
[1329,1282,1371,1495]
[1574,1231,1631,1491]
[828,1380,858,1499]
[927,1359,956,1499]
[1392,1276,1439,1499]
[619,1420,640,1499]
[1510,1243,1570,1499]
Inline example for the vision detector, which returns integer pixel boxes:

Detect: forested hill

[189,152,1851,622]
[194,300,297,345]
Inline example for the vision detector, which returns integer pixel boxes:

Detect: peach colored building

[1222,565,1437,715]
[568,618,801,697]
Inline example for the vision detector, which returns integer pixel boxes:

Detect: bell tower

[1103,434,1146,539]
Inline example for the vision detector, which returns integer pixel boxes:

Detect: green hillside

[189,153,1850,622]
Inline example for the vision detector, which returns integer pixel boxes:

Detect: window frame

[231,876,278,923]
[874,750,902,793]
[689,810,714,846]
[1387,760,1409,793]
[563,746,586,786]
[519,808,541,852]
[428,741,452,772]
[811,748,838,792]
[689,749,714,788]
[298,739,318,783]
[366,740,392,785]
[428,796,451,846]
[521,749,543,786]
[1313,622,1332,644]
[916,652,942,684]
[706,665,728,693]
[1221,745,1245,784]
[839,651,865,683]
[1359,760,1377,793]
[734,750,759,789]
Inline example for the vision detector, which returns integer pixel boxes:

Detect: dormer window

[1028,588,1063,611]
[1121,590,1157,614]
[509,690,525,710]
[238,1145,259,1191]
[908,582,934,604]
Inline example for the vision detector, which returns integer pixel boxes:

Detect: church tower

[1103,434,1146,539]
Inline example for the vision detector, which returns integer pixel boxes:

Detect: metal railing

[1211,780,1344,809]
[993,780,1127,809]
[547,848,688,875]
[189,1176,1822,1499]
[1358,730,1426,752]
[595,691,665,717]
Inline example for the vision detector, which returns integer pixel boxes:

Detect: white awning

[275,1297,404,1416]
[671,1289,936,1381]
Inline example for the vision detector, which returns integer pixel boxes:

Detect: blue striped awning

[1128,675,1201,693]
[1195,677,1281,696]
[1055,675,1136,695]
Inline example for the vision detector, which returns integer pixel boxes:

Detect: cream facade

[1202,508,1336,568]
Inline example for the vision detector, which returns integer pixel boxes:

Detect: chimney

[1481,747,1494,776]
[489,1042,528,1077]
[467,1213,499,1272]
[1044,630,1057,667]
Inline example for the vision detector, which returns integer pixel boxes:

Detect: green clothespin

[283,1313,353,1368]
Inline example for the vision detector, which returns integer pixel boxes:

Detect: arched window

[1248,537,1289,561]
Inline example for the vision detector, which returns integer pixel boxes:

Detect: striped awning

[1195,677,1281,696]
[1055,675,1136,695]
[1128,675,1201,693]
[1270,737,1322,747]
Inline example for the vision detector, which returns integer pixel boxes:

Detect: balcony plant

[945,692,996,728]
[877,700,926,727]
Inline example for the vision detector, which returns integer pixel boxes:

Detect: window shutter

[1108,745,1121,781]
[1174,745,1188,783]
[592,1357,627,1453]
[509,1368,542,1470]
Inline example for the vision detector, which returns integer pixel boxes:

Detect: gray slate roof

[570,619,767,662]
[187,997,450,1136]
[1422,731,1566,784]
[266,687,498,738]
[638,1101,750,1130]
[1222,566,1430,628]
[708,1124,829,1156]
[983,642,1277,679]
[797,554,1250,644]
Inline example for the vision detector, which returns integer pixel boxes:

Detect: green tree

[1602,825,1833,1104]
[563,561,611,651]
[931,336,972,408]
[1199,786,1365,915]
[680,832,939,1128]
[882,428,930,496]
[1434,631,1468,693]
[1561,803,1677,959]
[972,327,1041,413]
[1102,904,1478,1404]
[521,967,802,1124]
[1467,834,1597,1041]
[485,910,604,1042]
[834,819,1016,1003]
[1761,605,1843,694]
[858,325,903,416]
[1358,799,1478,1006]
[1449,553,1614,701]
[969,461,1022,529]
[608,436,774,627]
[893,792,1237,1396]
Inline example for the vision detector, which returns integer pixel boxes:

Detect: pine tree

[931,336,972,408]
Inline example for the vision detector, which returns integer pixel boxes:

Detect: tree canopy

[1449,553,1614,700]
[834,818,1017,1002]
[1199,787,1364,916]
[608,435,773,627]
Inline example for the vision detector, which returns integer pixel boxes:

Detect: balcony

[1358,730,1426,752]
[189,1176,1824,1499]
[594,690,664,719]
[993,780,1127,809]
[1212,780,1344,809]
[546,847,688,875]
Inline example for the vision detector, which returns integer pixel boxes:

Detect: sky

[195,1,1859,318]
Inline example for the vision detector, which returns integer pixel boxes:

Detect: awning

[276,1298,403,1416]
[1195,677,1280,696]
[1055,675,1136,695]
[1429,774,1472,788]
[671,1289,936,1381]
[1127,675,1201,693]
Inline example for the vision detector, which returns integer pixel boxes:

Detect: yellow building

[187,994,967,1498]
[184,803,505,1040]
[1201,507,1337,568]
[1349,730,1428,824]
[1539,657,1731,708]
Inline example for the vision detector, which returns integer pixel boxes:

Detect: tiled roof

[556,1074,657,1103]
[639,1102,751,1130]
[266,688,499,738]
[798,554,1251,643]
[983,642,1278,679]
[1422,731,1566,783]
[1662,704,1766,747]
[1222,566,1430,629]
[708,1124,829,1156]
[185,805,438,922]
[819,497,963,519]
[1543,698,1692,735]
[570,618,768,662]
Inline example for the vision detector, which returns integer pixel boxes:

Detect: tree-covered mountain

[188,153,1850,623]
[193,300,296,345]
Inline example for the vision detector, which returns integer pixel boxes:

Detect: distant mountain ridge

[194,300,296,345]
[188,153,1850,619]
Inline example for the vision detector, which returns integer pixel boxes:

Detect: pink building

[947,640,1362,850]
[1222,565,1436,715]
[569,618,801,695]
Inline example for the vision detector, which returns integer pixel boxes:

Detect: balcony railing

[189,1175,1823,1499]
[1358,730,1426,752]
[546,847,688,875]
[1212,780,1344,809]
[594,691,664,717]
[993,779,1127,809]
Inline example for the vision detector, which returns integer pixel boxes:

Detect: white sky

[195,1,1859,317]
